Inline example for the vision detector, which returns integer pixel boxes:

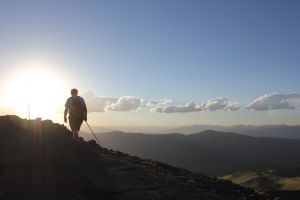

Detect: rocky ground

[0,115,273,200]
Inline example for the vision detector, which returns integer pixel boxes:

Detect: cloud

[201,97,240,111]
[81,91,118,112]
[246,92,300,111]
[151,101,202,113]
[147,99,172,107]
[106,96,143,112]
[225,102,240,111]
[152,97,240,113]
[82,91,240,114]
[81,91,142,112]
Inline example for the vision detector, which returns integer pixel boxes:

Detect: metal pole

[28,80,31,120]
[85,121,101,146]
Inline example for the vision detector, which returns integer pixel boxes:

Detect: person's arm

[82,97,87,121]
[83,101,87,121]
[64,98,69,123]
[64,107,68,123]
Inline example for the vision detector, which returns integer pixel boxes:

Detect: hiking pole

[85,121,101,147]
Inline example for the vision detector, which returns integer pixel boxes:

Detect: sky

[0,0,299,127]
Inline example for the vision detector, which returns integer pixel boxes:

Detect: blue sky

[0,0,299,126]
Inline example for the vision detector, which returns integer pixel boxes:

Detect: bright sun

[4,69,67,120]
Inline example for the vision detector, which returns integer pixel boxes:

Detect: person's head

[71,88,78,96]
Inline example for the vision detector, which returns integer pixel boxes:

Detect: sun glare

[4,69,67,120]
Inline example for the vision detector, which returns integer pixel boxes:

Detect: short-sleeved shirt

[65,96,86,109]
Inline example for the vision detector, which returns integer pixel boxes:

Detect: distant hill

[162,125,300,139]
[0,115,271,200]
[223,168,300,200]
[80,125,172,134]
[223,170,300,192]
[85,131,300,176]
[80,125,116,133]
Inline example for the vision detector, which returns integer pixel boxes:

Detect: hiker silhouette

[64,88,87,142]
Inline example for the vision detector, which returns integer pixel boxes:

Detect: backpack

[69,97,85,119]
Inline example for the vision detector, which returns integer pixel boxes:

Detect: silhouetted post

[28,80,31,120]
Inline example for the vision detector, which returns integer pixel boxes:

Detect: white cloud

[152,97,240,113]
[246,92,300,111]
[106,96,143,112]
[147,99,172,107]
[152,101,202,113]
[82,91,240,113]
[150,107,164,113]
[201,97,240,111]
[81,92,142,112]
[225,102,240,111]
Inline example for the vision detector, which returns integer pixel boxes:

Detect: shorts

[69,116,83,131]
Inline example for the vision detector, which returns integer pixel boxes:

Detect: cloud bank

[107,96,143,112]
[147,99,172,107]
[201,97,240,111]
[81,91,143,112]
[151,97,240,113]
[246,92,300,111]
[151,101,202,113]
[82,91,299,113]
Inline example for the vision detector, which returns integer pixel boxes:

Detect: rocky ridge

[0,116,272,200]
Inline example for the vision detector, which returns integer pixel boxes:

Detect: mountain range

[81,124,300,139]
[80,130,300,176]
[161,125,300,139]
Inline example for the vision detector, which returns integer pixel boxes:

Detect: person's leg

[69,116,79,142]
[73,130,79,142]
[69,116,83,143]
[75,119,83,142]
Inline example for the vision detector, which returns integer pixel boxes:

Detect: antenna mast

[28,80,31,120]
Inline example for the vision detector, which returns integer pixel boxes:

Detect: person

[64,88,87,142]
